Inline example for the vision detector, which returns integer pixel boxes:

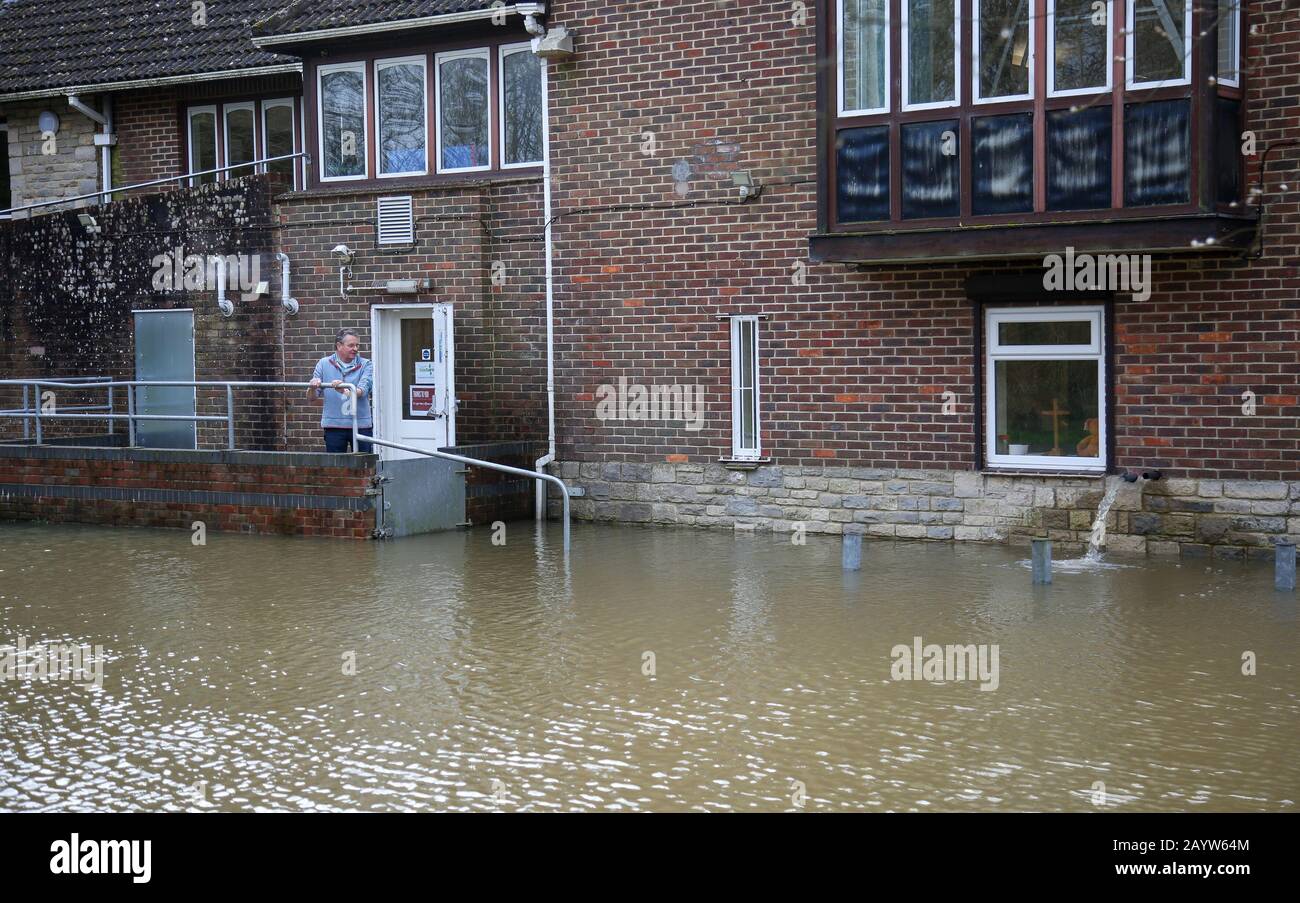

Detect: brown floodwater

[0,521,1296,812]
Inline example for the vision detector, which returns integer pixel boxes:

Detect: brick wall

[114,89,181,192]
[0,445,376,538]
[540,0,1300,481]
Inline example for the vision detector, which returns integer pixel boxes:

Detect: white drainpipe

[67,94,113,205]
[534,55,557,521]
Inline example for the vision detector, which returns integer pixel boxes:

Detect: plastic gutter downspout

[534,50,557,522]
[67,95,112,205]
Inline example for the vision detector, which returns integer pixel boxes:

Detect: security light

[77,214,100,234]
[731,171,761,202]
[330,244,354,264]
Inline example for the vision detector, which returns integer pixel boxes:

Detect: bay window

[377,56,427,177]
[816,0,1252,260]
[319,62,368,181]
[186,98,301,190]
[436,49,491,173]
[986,306,1105,471]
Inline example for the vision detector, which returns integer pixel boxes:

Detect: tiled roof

[0,0,298,97]
[252,1,508,41]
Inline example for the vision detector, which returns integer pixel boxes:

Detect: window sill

[275,168,542,202]
[809,212,1257,265]
[719,457,771,470]
[981,468,1107,479]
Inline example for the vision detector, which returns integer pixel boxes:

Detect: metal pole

[1031,538,1052,585]
[226,384,236,450]
[32,381,42,444]
[127,386,136,447]
[842,532,863,570]
[1276,540,1297,592]
[107,386,115,437]
[21,385,29,440]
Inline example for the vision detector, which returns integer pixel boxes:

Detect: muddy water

[0,522,1296,812]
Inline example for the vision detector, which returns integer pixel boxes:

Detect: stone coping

[0,443,376,469]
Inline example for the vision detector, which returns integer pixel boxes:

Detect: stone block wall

[549,461,1300,560]
[3,98,103,212]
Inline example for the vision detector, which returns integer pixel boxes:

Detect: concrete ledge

[0,443,377,469]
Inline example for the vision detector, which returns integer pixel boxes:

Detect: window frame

[499,41,545,169]
[260,97,299,188]
[375,54,430,179]
[435,47,494,175]
[317,60,370,183]
[901,0,962,111]
[837,0,892,117]
[729,315,763,461]
[1125,0,1193,90]
[222,101,258,182]
[1215,0,1240,89]
[185,105,219,187]
[1047,0,1114,98]
[972,0,1036,105]
[985,305,1107,472]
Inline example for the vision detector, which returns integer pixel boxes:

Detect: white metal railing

[0,152,309,218]
[0,377,115,441]
[0,377,571,555]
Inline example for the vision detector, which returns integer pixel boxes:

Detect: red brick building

[1,0,1296,556]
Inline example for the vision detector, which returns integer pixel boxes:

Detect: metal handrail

[0,152,310,218]
[0,377,571,555]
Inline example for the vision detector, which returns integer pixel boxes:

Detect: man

[309,328,374,452]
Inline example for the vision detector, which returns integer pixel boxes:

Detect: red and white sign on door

[409,386,436,417]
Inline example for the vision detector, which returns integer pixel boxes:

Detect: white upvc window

[1048,0,1114,98]
[902,0,960,111]
[973,0,1035,104]
[318,61,369,181]
[986,306,1106,471]
[376,55,428,177]
[730,315,762,460]
[499,42,544,168]
[837,0,890,116]
[186,105,218,187]
[436,47,492,173]
[1126,0,1193,89]
[222,101,257,181]
[261,97,298,188]
[1216,0,1241,88]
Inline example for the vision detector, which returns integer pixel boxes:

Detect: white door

[372,304,455,460]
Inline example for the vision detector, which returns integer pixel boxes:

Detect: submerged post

[1276,540,1297,592]
[1031,538,1052,585]
[842,532,862,571]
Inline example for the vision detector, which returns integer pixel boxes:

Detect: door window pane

[263,101,295,183]
[188,109,217,185]
[401,318,434,419]
[993,359,1100,458]
[901,119,959,219]
[906,0,957,107]
[439,53,489,170]
[841,0,888,112]
[224,105,256,180]
[1047,106,1112,211]
[972,113,1034,215]
[977,0,1031,99]
[1125,99,1190,206]
[836,125,890,222]
[1053,0,1110,93]
[1131,0,1188,84]
[321,66,366,179]
[503,47,543,165]
[378,60,427,175]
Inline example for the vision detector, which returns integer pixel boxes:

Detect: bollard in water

[1031,538,1052,585]
[842,532,863,571]
[1276,540,1297,592]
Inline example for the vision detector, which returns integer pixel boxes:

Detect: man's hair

[335,329,360,346]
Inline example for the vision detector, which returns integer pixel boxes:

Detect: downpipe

[534,52,558,521]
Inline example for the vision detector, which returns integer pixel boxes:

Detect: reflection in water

[0,522,1295,812]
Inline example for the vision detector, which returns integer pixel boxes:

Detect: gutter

[0,64,302,103]
[252,3,545,48]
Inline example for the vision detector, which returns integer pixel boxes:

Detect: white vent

[377,195,414,245]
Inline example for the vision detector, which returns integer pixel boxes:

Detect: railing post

[32,381,42,445]
[21,385,29,440]
[226,384,236,450]
[1276,539,1297,592]
[126,384,136,447]
[107,385,115,437]
[1031,538,1053,585]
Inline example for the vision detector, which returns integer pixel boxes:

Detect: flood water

[1,521,1296,812]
